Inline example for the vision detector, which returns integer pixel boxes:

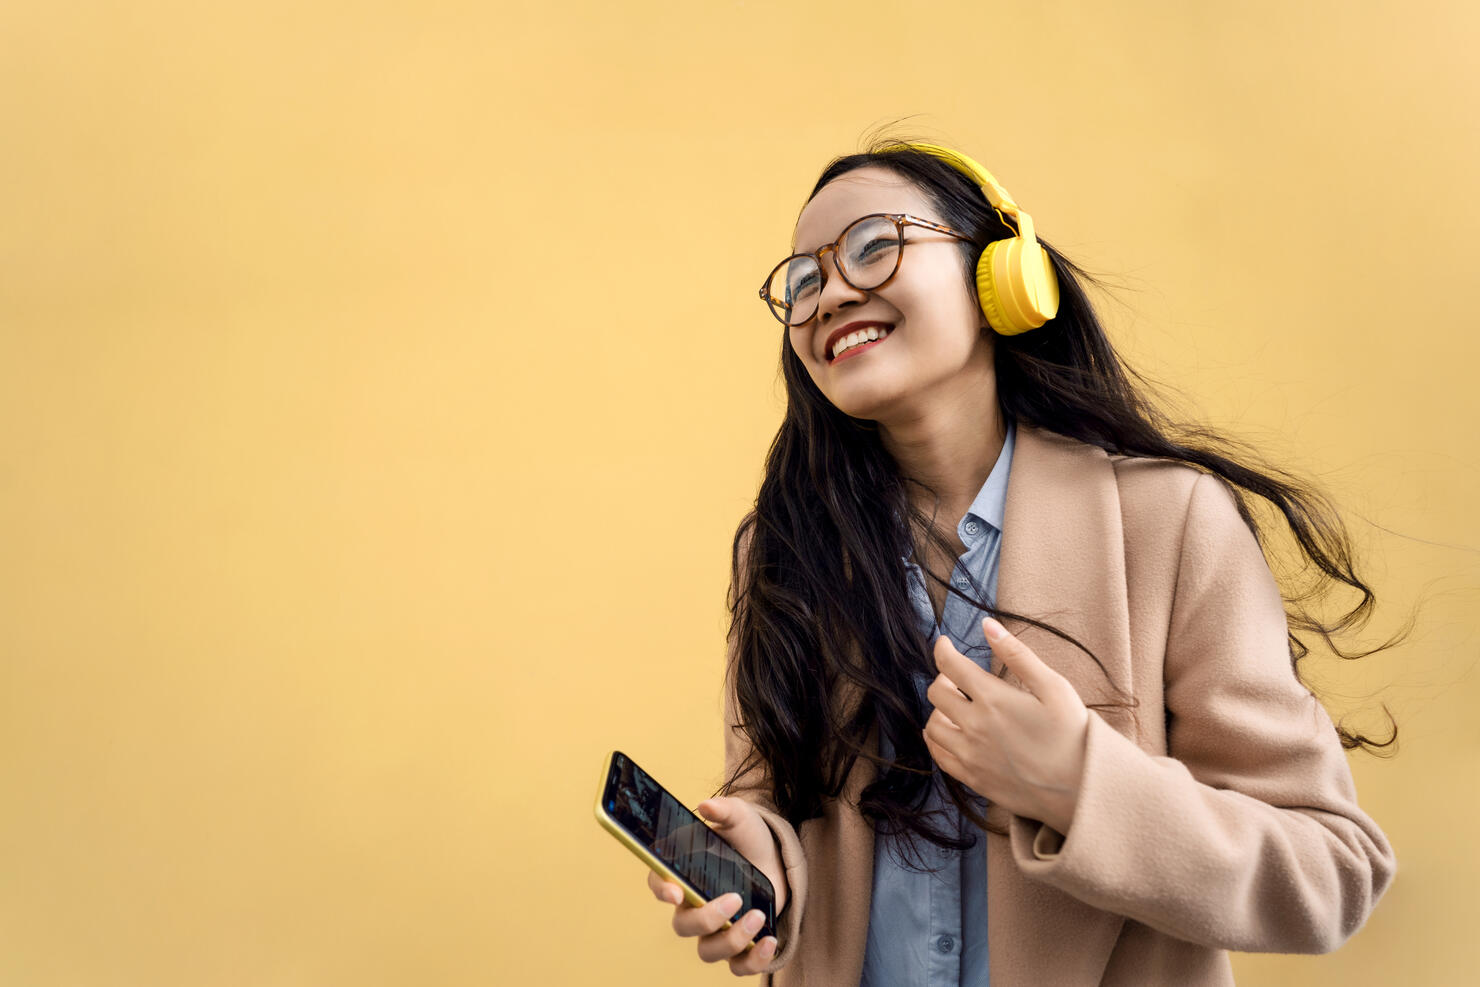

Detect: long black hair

[719,137,1401,864]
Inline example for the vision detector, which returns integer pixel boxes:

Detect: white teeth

[831,326,890,359]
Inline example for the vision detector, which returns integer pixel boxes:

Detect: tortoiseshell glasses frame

[758,213,975,327]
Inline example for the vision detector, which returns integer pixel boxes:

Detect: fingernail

[761,937,778,956]
[744,910,765,933]
[983,617,1005,640]
[717,892,743,916]
[666,887,682,905]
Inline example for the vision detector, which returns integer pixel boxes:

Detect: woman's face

[786,166,993,424]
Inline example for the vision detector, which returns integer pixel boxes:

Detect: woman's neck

[879,384,1007,523]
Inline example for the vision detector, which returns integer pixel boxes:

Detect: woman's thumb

[695,796,733,826]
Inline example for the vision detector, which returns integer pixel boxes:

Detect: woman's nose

[814,248,867,323]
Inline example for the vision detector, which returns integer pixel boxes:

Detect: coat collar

[996,424,1138,731]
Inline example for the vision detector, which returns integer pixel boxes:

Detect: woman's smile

[826,323,894,363]
[831,332,888,364]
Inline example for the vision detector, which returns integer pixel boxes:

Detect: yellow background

[2,1,1476,984]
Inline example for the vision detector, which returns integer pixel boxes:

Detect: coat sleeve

[720,525,809,974]
[1008,471,1398,953]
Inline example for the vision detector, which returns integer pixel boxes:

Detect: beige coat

[723,423,1396,986]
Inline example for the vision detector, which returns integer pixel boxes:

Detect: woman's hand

[924,616,1091,835]
[645,796,784,975]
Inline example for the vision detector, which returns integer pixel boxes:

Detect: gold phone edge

[594,750,717,914]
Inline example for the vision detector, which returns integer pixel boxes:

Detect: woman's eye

[790,273,819,298]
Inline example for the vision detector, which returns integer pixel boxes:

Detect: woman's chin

[826,387,906,424]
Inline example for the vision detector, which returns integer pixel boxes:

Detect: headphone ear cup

[1020,241,1060,326]
[975,240,1014,335]
[976,237,1061,335]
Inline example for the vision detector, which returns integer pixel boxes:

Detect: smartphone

[594,749,776,943]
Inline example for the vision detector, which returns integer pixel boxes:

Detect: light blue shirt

[859,419,1015,987]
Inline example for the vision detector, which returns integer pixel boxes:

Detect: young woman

[645,139,1398,985]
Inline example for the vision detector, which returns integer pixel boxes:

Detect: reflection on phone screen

[607,752,773,936]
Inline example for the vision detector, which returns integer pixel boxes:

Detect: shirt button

[964,520,980,536]
[936,935,955,953]
[954,574,969,588]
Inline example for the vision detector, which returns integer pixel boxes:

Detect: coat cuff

[1031,820,1067,859]
[748,802,807,974]
[1008,711,1140,880]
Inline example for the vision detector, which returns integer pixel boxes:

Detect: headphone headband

[881,141,1060,335]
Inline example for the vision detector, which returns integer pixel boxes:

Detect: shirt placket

[925,771,962,985]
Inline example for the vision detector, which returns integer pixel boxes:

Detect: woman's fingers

[726,933,779,974]
[672,891,745,938]
[647,872,683,905]
[661,891,774,970]
[695,907,771,963]
[982,617,1077,708]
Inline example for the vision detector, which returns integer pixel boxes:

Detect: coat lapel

[986,423,1135,985]
[994,424,1139,737]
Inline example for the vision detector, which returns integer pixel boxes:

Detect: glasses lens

[763,216,902,326]
[839,215,902,290]
[765,255,820,326]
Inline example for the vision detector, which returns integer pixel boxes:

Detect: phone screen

[603,750,776,939]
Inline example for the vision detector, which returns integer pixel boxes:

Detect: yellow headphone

[885,142,1060,336]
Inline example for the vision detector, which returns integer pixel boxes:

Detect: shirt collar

[964,417,1015,535]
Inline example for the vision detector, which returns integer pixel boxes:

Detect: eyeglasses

[758,213,975,327]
